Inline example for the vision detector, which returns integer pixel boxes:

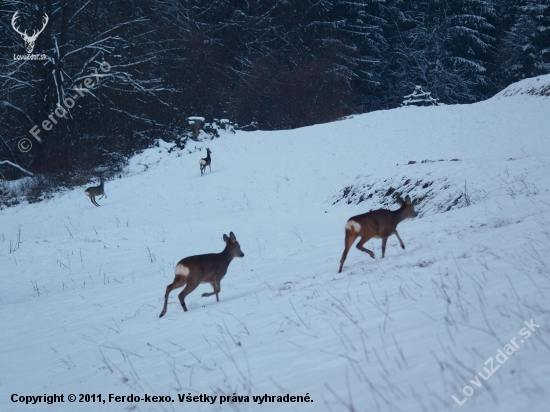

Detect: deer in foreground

[84,177,106,207]
[338,195,417,273]
[159,232,244,317]
[200,148,212,176]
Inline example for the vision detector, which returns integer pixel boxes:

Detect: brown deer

[159,232,244,317]
[84,177,106,207]
[338,195,417,273]
[200,148,212,176]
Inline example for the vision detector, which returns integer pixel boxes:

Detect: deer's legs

[90,196,100,207]
[381,231,405,258]
[356,237,375,259]
[338,230,357,273]
[202,279,221,301]
[178,280,200,312]
[381,236,388,258]
[391,230,405,249]
[159,277,186,317]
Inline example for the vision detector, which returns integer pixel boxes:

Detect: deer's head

[397,195,418,219]
[12,12,49,54]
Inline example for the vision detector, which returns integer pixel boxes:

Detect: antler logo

[11,11,49,54]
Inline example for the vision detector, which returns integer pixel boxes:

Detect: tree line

[0,0,548,179]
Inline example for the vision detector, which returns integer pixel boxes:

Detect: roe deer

[200,148,212,176]
[338,195,417,273]
[84,177,106,207]
[159,232,244,317]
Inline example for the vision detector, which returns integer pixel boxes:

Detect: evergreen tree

[2,0,549,181]
[496,0,550,86]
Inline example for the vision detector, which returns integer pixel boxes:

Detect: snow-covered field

[1,75,550,412]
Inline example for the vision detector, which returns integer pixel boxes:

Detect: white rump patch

[84,190,90,196]
[175,264,190,276]
[346,220,361,232]
[200,159,206,166]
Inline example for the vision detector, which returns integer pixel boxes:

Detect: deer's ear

[405,195,412,205]
[223,234,230,243]
[396,196,405,206]
[229,232,236,242]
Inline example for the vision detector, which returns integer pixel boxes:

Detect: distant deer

[338,195,417,273]
[84,177,106,207]
[159,232,244,317]
[200,148,212,176]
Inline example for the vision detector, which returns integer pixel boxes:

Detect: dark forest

[0,0,549,180]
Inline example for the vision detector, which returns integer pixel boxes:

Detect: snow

[495,74,550,98]
[2,75,550,411]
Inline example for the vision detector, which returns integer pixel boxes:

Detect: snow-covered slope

[495,74,550,98]
[1,75,550,412]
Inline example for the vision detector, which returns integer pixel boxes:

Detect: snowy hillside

[1,75,550,412]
